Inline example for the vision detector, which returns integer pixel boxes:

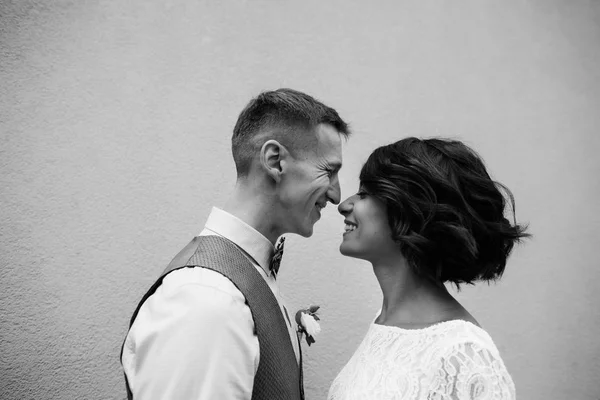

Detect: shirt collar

[202,207,276,276]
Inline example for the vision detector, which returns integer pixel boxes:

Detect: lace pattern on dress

[327,320,515,400]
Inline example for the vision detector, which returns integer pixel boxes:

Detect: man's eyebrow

[328,161,342,171]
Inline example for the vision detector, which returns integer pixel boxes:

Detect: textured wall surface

[1,1,599,399]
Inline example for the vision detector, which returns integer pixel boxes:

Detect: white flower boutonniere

[295,305,321,346]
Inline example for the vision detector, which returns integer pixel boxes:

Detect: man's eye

[357,191,367,199]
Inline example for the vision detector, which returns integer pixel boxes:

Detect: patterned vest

[121,235,303,400]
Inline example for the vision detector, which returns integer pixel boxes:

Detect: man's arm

[124,268,259,400]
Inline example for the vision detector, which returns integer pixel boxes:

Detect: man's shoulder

[161,266,246,303]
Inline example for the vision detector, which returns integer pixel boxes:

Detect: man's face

[278,124,343,237]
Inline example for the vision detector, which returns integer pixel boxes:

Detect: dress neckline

[371,318,481,334]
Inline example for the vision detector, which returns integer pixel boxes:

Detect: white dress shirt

[122,207,300,400]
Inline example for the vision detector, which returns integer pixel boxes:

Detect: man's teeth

[344,224,357,232]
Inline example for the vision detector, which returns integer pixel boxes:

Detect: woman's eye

[357,191,367,199]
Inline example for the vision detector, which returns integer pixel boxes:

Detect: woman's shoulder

[428,322,517,399]
[433,319,501,353]
[372,318,503,356]
[368,318,498,355]
[369,307,505,359]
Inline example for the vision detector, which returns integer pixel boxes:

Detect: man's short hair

[232,88,350,177]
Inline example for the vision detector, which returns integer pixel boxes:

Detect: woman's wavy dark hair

[359,137,530,288]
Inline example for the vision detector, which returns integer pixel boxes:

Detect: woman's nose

[338,196,352,216]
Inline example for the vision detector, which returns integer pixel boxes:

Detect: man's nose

[327,179,341,205]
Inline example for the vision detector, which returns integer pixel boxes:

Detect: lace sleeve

[427,342,516,400]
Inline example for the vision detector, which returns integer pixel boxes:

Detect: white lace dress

[328,320,515,400]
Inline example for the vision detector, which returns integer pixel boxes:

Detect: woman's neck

[372,258,457,327]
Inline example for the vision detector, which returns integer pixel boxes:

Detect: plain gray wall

[1,1,599,399]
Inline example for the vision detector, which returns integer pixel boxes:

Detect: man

[121,88,351,399]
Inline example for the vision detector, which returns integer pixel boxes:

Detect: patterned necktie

[269,236,285,277]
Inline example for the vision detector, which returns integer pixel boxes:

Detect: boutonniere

[295,305,321,346]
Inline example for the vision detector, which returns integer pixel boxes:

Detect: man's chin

[297,216,318,237]
[297,226,314,238]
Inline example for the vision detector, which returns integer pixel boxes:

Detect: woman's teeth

[344,224,357,232]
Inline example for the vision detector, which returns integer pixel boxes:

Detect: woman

[328,138,529,400]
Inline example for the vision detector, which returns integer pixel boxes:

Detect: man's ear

[260,140,289,183]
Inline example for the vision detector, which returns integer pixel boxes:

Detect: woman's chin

[339,242,351,256]
[339,242,362,259]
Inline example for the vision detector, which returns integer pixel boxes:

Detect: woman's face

[337,189,400,263]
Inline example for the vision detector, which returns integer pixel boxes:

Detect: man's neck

[222,181,281,245]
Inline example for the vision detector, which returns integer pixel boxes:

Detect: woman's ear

[260,140,288,183]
